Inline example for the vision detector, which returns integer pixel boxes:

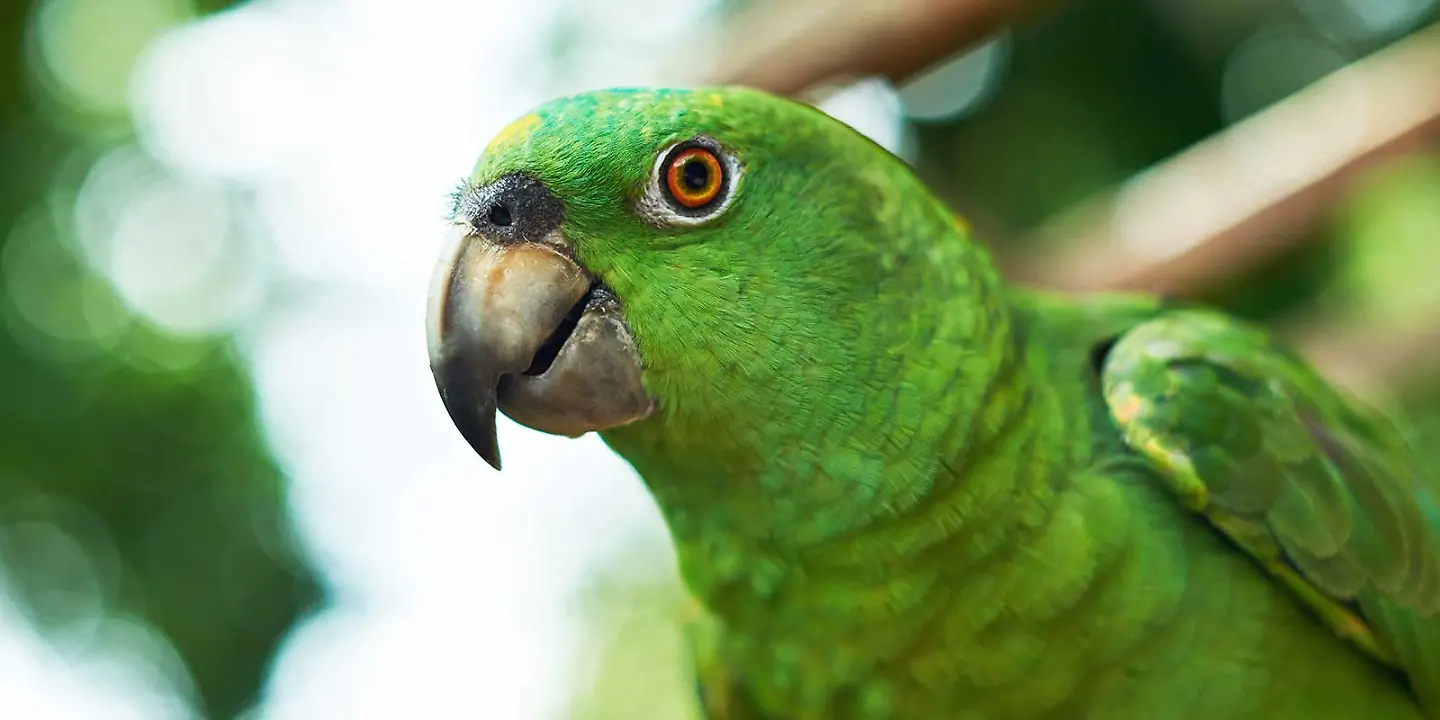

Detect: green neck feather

[598,177,1043,593]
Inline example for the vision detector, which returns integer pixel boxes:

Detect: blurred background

[0,0,1437,718]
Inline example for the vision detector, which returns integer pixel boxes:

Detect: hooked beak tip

[432,358,505,471]
[476,436,503,472]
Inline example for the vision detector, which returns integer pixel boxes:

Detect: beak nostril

[487,203,513,227]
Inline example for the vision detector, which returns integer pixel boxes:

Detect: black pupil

[487,203,513,227]
[681,158,711,191]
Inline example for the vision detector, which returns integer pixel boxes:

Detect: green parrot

[425,86,1440,719]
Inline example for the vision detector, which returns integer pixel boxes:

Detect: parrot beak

[426,180,654,471]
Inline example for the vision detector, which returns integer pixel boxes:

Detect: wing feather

[1101,310,1440,711]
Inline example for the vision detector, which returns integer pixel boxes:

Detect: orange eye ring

[664,147,725,209]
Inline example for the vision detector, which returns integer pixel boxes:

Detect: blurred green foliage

[0,0,319,717]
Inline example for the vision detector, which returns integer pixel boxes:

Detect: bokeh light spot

[33,0,191,116]
[1295,0,1439,43]
[818,78,912,161]
[75,147,266,337]
[899,34,1011,123]
[1221,27,1350,124]
[2,210,131,362]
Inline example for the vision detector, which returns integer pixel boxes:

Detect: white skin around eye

[635,136,743,228]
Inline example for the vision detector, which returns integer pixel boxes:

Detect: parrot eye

[638,136,740,227]
[665,147,723,208]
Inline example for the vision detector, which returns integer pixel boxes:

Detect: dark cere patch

[450,172,564,244]
[523,284,593,376]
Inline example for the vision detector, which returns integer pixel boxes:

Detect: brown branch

[1004,23,1440,295]
[998,24,1440,396]
[700,0,1058,95]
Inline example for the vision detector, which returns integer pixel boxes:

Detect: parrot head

[427,87,995,476]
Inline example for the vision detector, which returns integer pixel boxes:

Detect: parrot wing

[1100,309,1440,709]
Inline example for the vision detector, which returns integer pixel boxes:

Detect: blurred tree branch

[1012,22,1440,396]
[703,0,1060,94]
[1006,23,1440,295]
